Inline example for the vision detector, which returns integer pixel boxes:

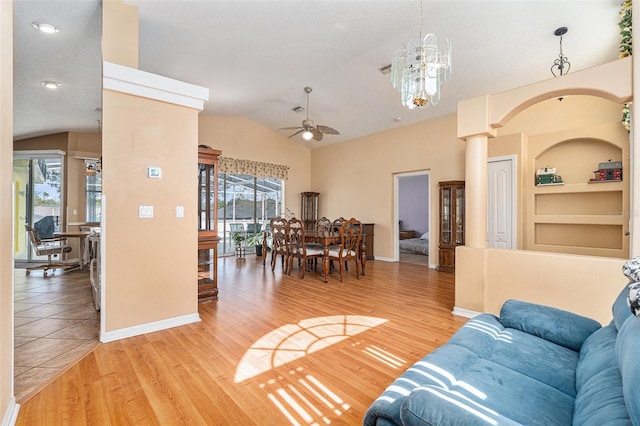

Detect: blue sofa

[364,283,640,425]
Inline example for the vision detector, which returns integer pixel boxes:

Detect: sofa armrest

[400,386,522,426]
[499,300,601,351]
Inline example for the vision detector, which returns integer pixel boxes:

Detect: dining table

[261,228,367,283]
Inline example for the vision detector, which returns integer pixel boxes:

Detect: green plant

[249,233,271,250]
[619,0,632,132]
[232,231,245,246]
[619,0,632,58]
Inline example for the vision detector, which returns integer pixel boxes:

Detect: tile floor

[14,267,100,402]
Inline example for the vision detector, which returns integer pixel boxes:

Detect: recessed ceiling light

[32,21,59,34]
[40,81,61,89]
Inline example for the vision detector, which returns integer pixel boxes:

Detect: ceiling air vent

[292,106,305,113]
[379,64,392,75]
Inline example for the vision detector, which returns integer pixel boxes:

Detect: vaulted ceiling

[14,0,622,147]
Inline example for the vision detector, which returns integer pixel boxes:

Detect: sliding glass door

[13,151,65,262]
[218,173,283,255]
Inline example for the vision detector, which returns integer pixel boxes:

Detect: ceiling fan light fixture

[40,81,61,89]
[32,21,59,34]
[302,130,314,141]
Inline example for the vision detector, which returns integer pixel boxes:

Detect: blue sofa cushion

[613,285,634,330]
[400,358,575,426]
[499,299,601,351]
[363,344,480,426]
[400,386,522,426]
[449,315,579,397]
[616,316,640,424]
[575,324,618,391]
[572,367,630,426]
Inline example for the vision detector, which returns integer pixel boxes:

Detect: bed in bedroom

[399,232,429,255]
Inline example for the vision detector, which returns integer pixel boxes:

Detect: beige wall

[198,116,312,214]
[311,113,465,260]
[457,247,626,325]
[0,0,12,418]
[102,90,198,332]
[102,0,138,68]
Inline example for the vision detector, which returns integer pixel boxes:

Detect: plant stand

[235,246,246,258]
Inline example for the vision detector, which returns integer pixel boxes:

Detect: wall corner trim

[452,306,481,319]
[103,61,209,111]
[100,313,201,343]
[2,398,20,426]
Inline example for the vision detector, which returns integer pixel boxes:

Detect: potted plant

[246,232,269,257]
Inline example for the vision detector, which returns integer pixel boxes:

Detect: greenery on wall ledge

[620,0,632,132]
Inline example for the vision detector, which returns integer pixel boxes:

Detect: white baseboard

[374,256,393,262]
[101,313,201,343]
[452,306,481,319]
[2,398,19,426]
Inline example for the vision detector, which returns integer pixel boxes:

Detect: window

[85,159,102,223]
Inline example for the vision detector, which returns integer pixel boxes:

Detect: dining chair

[269,217,289,273]
[328,218,363,282]
[25,225,73,277]
[307,217,332,248]
[287,217,323,279]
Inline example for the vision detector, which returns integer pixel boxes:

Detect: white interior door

[487,157,515,249]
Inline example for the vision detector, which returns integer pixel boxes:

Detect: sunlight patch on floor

[260,367,350,426]
[361,343,406,369]
[235,315,388,382]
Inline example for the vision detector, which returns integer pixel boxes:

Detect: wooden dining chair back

[269,217,289,273]
[287,217,323,279]
[308,216,332,248]
[328,218,362,282]
[25,225,73,277]
[332,217,346,234]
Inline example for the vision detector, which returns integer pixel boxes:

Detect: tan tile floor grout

[13,267,100,402]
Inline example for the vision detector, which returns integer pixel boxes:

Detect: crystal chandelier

[391,0,451,109]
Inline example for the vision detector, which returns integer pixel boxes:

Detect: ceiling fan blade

[311,128,323,141]
[287,129,305,138]
[278,126,304,130]
[317,125,340,135]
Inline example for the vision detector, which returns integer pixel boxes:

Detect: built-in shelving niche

[527,137,629,258]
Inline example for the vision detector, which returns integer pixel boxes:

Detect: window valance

[218,157,289,181]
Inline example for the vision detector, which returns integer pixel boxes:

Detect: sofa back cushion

[616,316,640,424]
[575,324,618,391]
[499,300,601,352]
[612,284,633,331]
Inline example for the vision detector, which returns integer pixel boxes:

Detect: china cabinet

[438,180,465,273]
[198,145,221,302]
[301,192,319,231]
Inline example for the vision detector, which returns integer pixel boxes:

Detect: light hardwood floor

[16,255,467,425]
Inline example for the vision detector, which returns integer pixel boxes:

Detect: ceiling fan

[279,87,340,141]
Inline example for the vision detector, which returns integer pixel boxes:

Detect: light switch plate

[176,206,184,218]
[139,205,154,218]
